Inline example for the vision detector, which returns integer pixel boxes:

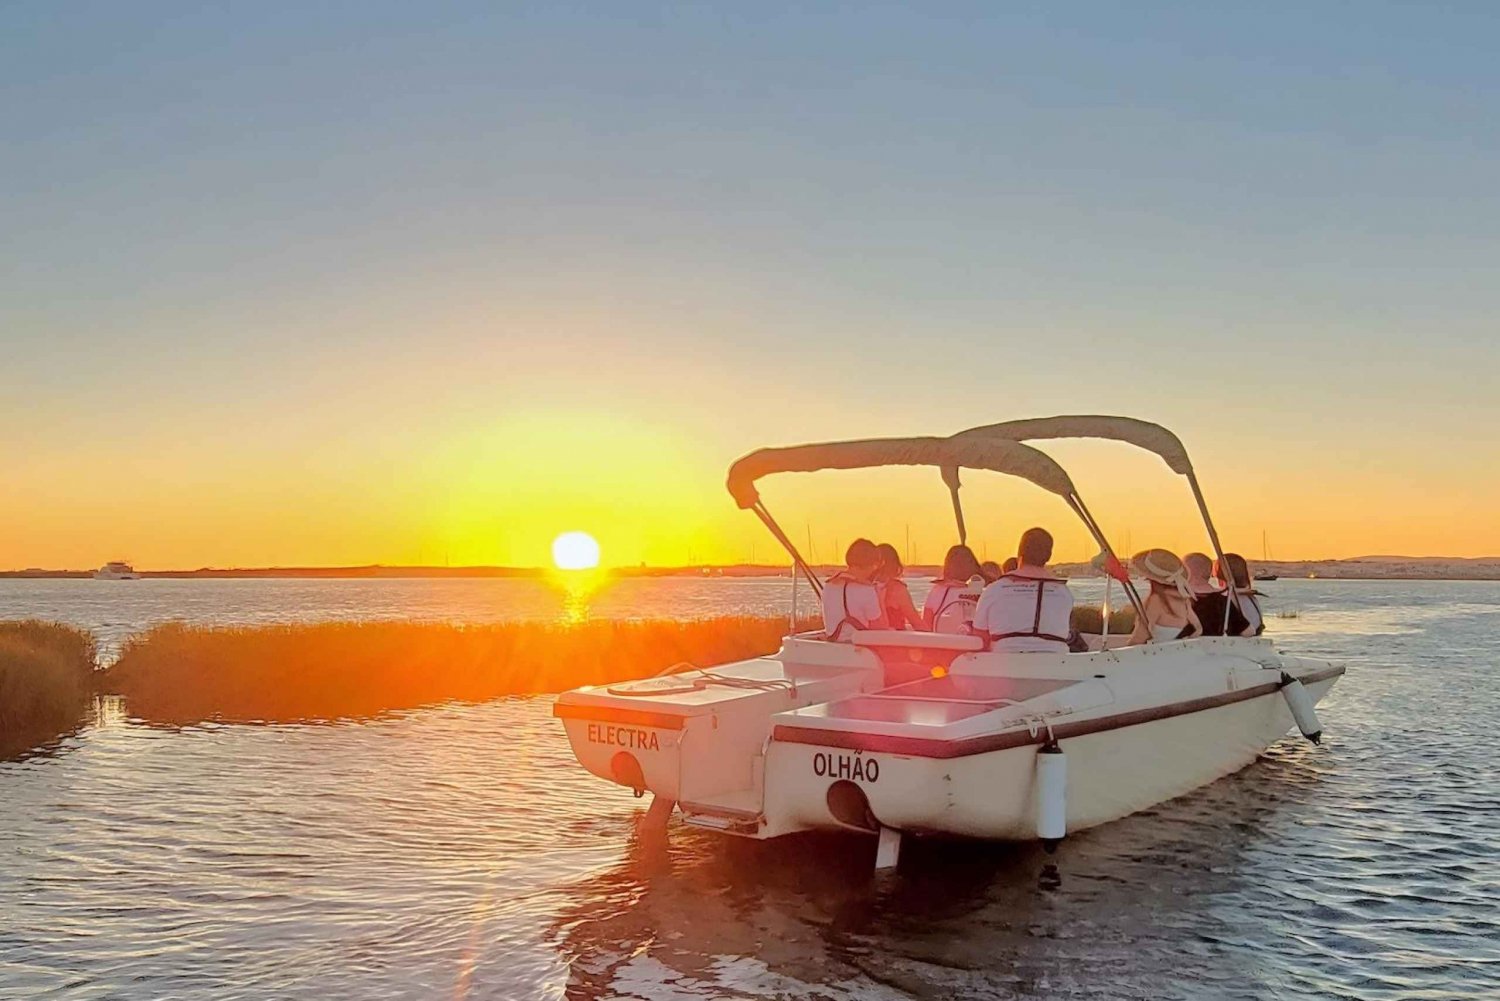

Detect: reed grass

[103,616,819,724]
[0,620,98,755]
[1070,606,1137,634]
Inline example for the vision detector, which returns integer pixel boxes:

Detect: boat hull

[554,631,1345,848]
[763,671,1339,840]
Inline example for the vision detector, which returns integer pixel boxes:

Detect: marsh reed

[1070,605,1137,634]
[104,616,819,723]
[0,621,98,755]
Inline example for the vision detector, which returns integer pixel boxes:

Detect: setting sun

[551,531,601,571]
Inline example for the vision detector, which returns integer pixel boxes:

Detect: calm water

[1,578,1497,1000]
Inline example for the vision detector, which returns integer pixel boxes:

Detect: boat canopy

[726,435,1078,510]
[725,427,1145,616]
[949,415,1193,475]
[951,414,1239,617]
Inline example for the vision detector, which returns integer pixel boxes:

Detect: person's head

[1017,527,1054,568]
[979,560,1002,583]
[941,544,982,582]
[1001,556,1019,574]
[1132,549,1188,597]
[844,538,880,580]
[874,542,903,582]
[1183,552,1214,589]
[1214,553,1252,590]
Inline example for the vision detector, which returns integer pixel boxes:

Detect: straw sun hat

[1130,549,1189,589]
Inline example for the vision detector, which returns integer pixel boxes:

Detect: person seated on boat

[822,538,889,640]
[1127,549,1203,644]
[923,544,984,632]
[979,560,1003,584]
[1214,552,1264,636]
[971,528,1075,652]
[874,543,924,630]
[1183,551,1229,636]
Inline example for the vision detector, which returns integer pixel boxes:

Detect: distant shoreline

[4,558,1500,582]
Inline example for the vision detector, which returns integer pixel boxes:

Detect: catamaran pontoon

[554,417,1341,867]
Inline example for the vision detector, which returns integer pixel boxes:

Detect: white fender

[1036,741,1067,848]
[1280,673,1323,744]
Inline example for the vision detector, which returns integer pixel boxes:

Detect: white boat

[93,561,140,580]
[555,417,1342,866]
[1255,531,1279,580]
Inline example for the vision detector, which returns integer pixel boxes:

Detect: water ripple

[1,579,1498,999]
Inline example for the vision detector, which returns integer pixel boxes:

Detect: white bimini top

[971,573,1074,652]
[821,575,883,641]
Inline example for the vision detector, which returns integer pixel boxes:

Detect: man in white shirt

[971,528,1074,652]
[821,538,888,640]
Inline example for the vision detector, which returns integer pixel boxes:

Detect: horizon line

[6,554,1500,578]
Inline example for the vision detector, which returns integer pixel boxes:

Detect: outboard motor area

[610,751,646,796]
[554,654,886,816]
[825,779,878,831]
[1280,672,1324,744]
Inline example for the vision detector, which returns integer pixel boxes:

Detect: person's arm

[1128,593,1157,645]
[1226,593,1251,636]
[1185,600,1203,638]
[893,581,924,630]
[967,585,992,636]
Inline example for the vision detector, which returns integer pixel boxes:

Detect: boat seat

[878,674,1077,703]
[844,629,985,651]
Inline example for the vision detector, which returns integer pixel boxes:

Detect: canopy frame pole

[789,553,798,632]
[752,501,822,596]
[944,469,968,544]
[1067,493,1147,620]
[1185,470,1237,632]
[942,480,966,543]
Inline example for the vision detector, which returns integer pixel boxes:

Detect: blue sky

[3,3,1499,565]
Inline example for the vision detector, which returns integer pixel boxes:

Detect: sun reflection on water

[549,568,608,624]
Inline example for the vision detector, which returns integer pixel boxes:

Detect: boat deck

[779,675,1079,730]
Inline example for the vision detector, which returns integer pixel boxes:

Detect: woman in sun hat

[1127,548,1203,645]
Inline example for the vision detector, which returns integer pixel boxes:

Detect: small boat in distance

[93,561,140,580]
[1256,531,1279,581]
[555,416,1343,868]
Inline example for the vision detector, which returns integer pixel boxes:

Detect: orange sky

[6,7,1500,570]
[4,381,1497,570]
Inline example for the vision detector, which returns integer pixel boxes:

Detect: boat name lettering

[813,751,879,783]
[586,723,661,751]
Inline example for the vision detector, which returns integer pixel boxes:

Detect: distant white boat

[94,561,140,580]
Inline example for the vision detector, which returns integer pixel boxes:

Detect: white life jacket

[973,574,1073,651]
[924,579,981,633]
[821,574,882,641]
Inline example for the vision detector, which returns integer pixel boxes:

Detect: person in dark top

[1184,551,1229,636]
